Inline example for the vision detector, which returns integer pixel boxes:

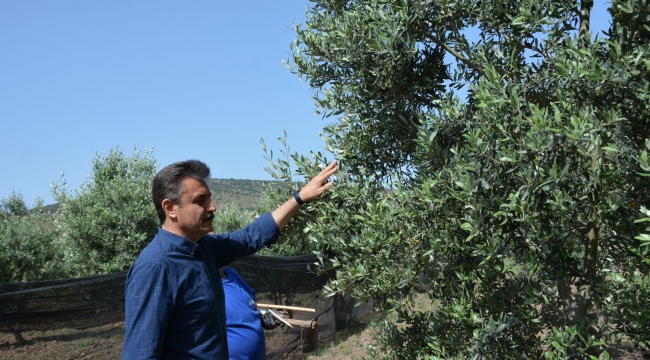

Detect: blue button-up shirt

[122,213,280,359]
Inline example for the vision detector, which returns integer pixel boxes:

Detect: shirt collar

[157,228,200,255]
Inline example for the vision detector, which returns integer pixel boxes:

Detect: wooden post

[301,321,319,352]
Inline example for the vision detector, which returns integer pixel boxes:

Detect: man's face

[174,177,216,241]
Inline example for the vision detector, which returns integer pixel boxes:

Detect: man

[220,266,278,360]
[123,159,337,359]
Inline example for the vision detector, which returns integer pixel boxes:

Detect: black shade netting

[0,255,374,359]
[0,272,127,333]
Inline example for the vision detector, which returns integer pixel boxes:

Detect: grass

[297,292,436,360]
[73,338,97,349]
[305,314,384,360]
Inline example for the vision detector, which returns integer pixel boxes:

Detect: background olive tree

[53,147,159,276]
[211,202,255,233]
[0,192,65,282]
[267,0,650,358]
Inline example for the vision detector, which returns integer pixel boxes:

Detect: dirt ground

[0,321,368,360]
[1,318,648,360]
[0,322,124,360]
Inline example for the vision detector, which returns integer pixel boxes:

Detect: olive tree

[211,203,255,233]
[53,147,159,276]
[0,192,65,282]
[257,131,333,256]
[275,0,650,358]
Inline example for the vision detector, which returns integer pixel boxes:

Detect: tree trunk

[557,0,600,327]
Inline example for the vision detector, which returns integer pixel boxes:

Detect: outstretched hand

[299,160,338,203]
[271,160,338,231]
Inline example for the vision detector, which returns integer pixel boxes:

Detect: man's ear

[162,199,177,221]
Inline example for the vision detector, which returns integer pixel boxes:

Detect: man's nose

[207,200,216,212]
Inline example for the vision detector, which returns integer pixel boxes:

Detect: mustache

[203,212,215,222]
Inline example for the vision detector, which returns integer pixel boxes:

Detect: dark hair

[152,160,211,225]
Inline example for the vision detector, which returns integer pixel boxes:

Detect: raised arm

[271,160,338,231]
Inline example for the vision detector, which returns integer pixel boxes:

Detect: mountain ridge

[37,178,283,214]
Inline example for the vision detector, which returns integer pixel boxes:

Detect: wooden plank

[256,303,316,313]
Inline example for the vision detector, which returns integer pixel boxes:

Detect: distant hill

[34,179,282,214]
[41,203,59,213]
[207,178,282,212]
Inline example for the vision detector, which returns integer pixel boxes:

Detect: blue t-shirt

[222,267,266,359]
[123,213,279,360]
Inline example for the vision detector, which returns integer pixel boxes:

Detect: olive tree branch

[425,33,484,76]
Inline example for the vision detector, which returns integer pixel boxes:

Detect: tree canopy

[0,193,64,282]
[53,147,159,276]
[274,0,650,357]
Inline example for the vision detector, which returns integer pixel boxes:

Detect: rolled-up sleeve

[123,263,174,359]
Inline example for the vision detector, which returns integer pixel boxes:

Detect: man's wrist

[293,190,305,206]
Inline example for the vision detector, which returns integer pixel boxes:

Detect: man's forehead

[181,177,210,196]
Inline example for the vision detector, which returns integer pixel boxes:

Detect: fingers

[300,161,338,202]
[311,161,338,187]
[318,160,338,180]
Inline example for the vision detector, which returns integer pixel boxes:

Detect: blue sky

[1,1,328,205]
[1,1,612,206]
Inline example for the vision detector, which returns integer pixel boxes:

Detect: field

[0,323,124,360]
[0,316,380,360]
[2,292,647,359]
[0,291,398,359]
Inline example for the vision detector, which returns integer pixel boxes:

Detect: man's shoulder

[127,231,201,283]
[128,245,166,276]
[126,239,177,290]
[128,233,179,273]
[134,234,167,261]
